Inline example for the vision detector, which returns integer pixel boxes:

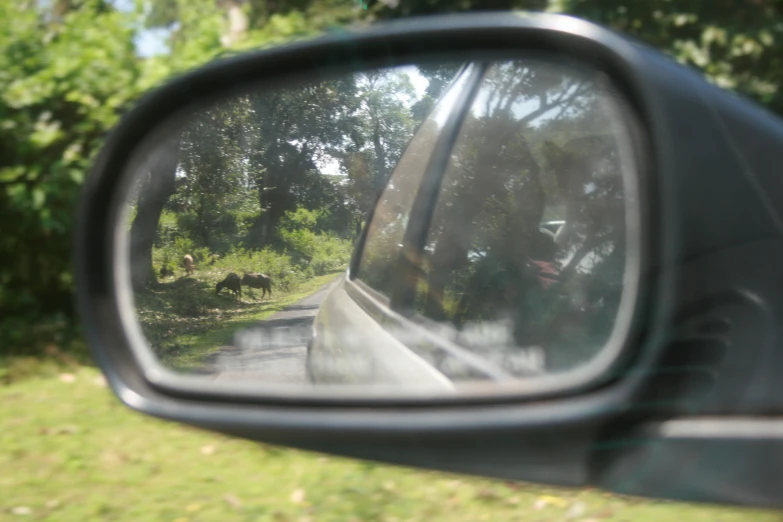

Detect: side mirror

[75,11,783,509]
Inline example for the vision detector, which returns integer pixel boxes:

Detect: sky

[110,0,172,57]
[135,27,173,57]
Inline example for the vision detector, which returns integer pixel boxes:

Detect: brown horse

[182,254,195,276]
[241,272,272,299]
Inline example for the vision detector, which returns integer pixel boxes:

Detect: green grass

[1,367,781,521]
[134,268,344,370]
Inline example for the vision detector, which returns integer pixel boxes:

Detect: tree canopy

[3,0,781,356]
[126,65,429,290]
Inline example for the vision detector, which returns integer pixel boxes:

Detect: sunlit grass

[1,368,780,521]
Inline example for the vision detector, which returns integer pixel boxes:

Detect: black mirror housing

[75,11,783,509]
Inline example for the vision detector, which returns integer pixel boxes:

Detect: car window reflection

[413,59,632,374]
[357,65,472,298]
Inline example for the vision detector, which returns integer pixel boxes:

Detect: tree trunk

[371,119,388,191]
[196,190,211,248]
[249,169,272,248]
[129,134,180,291]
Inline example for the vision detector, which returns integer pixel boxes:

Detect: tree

[7,0,783,356]
[0,0,144,345]
[332,67,422,235]
[549,0,783,117]
[175,97,254,252]
[243,75,362,247]
[129,133,181,290]
[410,63,463,124]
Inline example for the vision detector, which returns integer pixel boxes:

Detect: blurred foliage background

[2,0,782,362]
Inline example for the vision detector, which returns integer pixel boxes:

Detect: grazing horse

[216,273,242,301]
[241,272,272,299]
[182,254,195,276]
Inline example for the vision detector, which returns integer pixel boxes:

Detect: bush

[214,247,306,292]
[144,206,352,299]
[278,208,353,277]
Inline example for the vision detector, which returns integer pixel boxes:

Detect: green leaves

[552,0,783,115]
[5,0,783,357]
[0,0,144,347]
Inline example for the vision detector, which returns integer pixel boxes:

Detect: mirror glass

[118,57,641,395]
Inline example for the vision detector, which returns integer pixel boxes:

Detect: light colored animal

[182,254,195,276]
[216,273,241,301]
[241,272,272,299]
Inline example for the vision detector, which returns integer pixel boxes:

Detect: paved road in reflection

[203,274,344,384]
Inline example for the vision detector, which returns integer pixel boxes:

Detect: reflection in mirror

[120,57,640,395]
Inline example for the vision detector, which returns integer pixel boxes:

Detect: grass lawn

[134,270,344,370]
[2,367,781,521]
